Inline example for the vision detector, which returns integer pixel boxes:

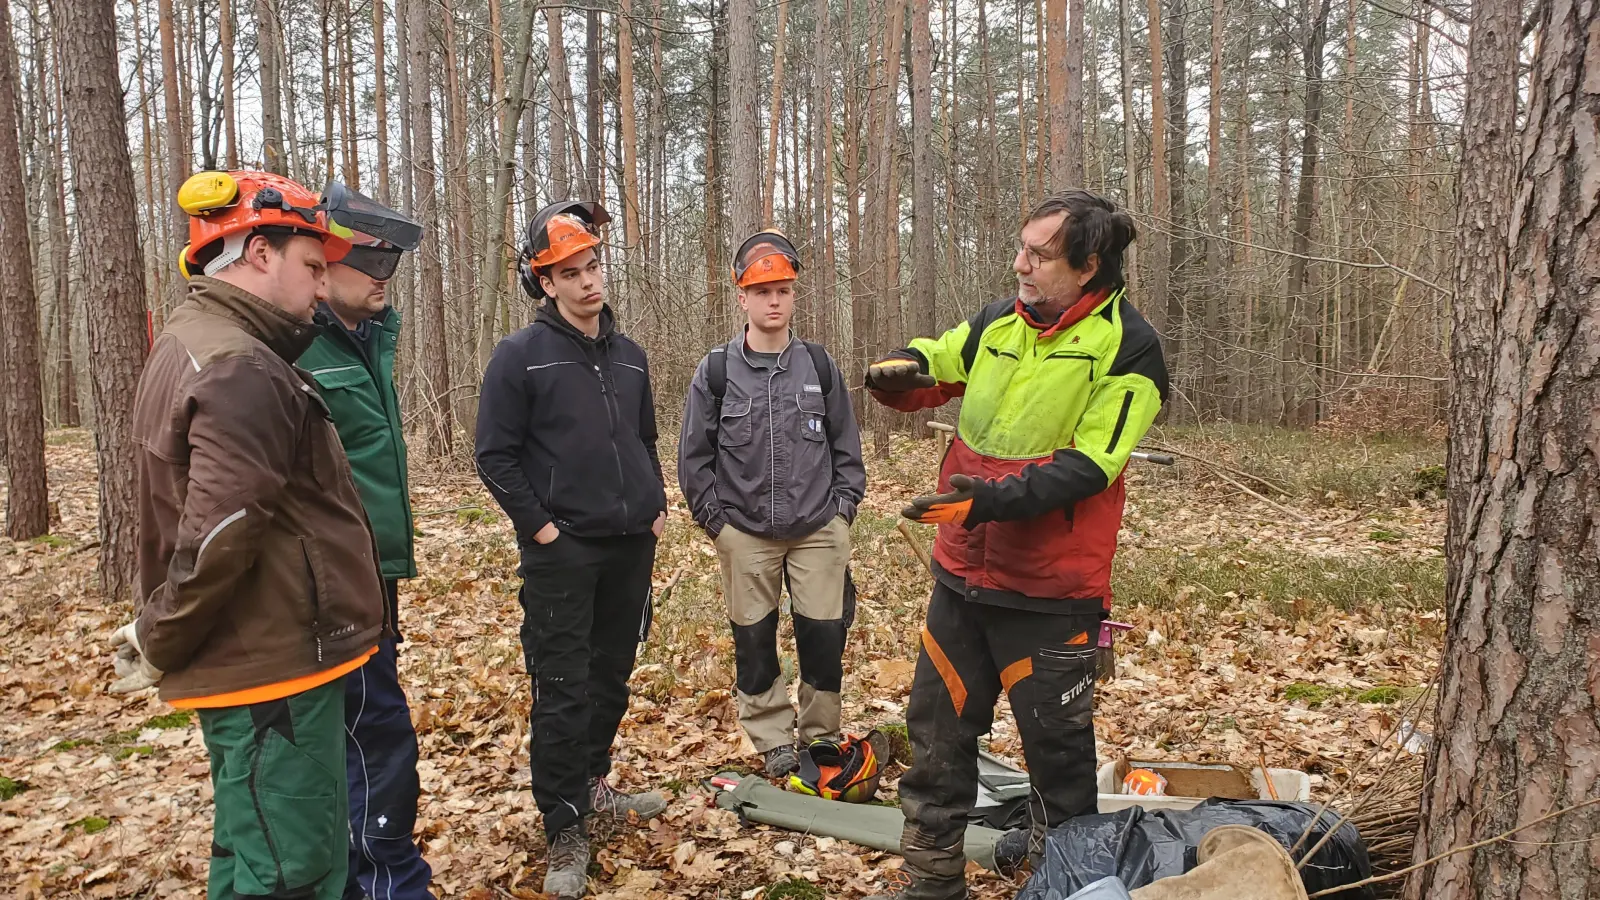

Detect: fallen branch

[1305,796,1600,897]
[655,565,688,607]
[1143,441,1293,497]
[896,520,933,575]
[413,505,492,519]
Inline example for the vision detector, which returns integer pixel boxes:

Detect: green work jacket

[300,306,417,580]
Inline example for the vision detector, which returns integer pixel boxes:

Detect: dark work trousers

[518,531,657,837]
[898,581,1102,879]
[343,580,433,900]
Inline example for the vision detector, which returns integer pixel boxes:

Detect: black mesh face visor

[321,181,424,251]
[339,243,405,281]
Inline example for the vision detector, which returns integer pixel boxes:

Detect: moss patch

[766,877,826,900]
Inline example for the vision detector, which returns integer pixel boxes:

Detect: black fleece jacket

[474,304,667,542]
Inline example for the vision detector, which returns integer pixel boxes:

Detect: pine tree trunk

[618,0,643,302]
[909,0,936,345]
[407,0,453,454]
[585,7,602,197]
[219,0,237,166]
[728,0,761,239]
[0,0,49,539]
[1283,0,1332,426]
[1413,0,1600,892]
[812,0,835,343]
[58,0,150,600]
[1162,0,1188,379]
[373,0,390,201]
[157,0,187,313]
[703,0,727,341]
[1201,0,1223,416]
[547,6,574,199]
[1118,0,1139,291]
[1145,0,1170,336]
[762,0,790,225]
[320,0,335,181]
[257,0,286,173]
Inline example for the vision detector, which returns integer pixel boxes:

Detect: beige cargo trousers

[715,517,853,752]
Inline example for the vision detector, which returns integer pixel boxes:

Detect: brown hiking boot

[863,866,969,900]
[543,822,590,899]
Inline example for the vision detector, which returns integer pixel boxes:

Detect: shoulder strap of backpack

[708,348,728,408]
[802,341,834,397]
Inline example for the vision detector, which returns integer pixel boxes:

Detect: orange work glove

[903,474,979,526]
[867,358,936,392]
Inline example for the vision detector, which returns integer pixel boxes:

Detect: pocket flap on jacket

[309,365,375,391]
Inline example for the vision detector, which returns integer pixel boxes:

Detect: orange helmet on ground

[178,170,352,278]
[519,200,611,299]
[789,733,884,802]
[733,230,800,287]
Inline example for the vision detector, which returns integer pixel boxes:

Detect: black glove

[867,358,936,392]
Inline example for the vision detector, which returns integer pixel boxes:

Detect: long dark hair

[1026,189,1138,292]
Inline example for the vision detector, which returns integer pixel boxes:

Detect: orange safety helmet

[733,230,800,288]
[788,732,884,803]
[178,170,352,278]
[519,200,611,299]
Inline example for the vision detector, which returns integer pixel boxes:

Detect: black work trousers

[517,531,656,837]
[898,581,1102,879]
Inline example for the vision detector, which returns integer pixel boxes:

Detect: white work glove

[109,622,163,694]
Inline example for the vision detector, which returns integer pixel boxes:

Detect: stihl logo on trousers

[1061,672,1094,706]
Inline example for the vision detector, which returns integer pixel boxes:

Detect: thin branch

[1305,797,1600,897]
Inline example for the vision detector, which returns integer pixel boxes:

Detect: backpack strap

[802,341,834,397]
[708,347,728,409]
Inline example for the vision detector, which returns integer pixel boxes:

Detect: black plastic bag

[1015,800,1375,900]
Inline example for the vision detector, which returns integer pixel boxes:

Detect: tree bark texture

[1283,0,1332,426]
[58,0,150,600]
[547,6,574,200]
[257,0,286,172]
[1412,0,1600,895]
[909,0,936,343]
[762,0,789,225]
[728,0,761,239]
[406,0,453,454]
[0,0,49,539]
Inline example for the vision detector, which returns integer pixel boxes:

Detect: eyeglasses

[1013,238,1059,270]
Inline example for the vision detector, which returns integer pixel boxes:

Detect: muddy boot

[863,865,969,900]
[542,822,590,899]
[589,777,668,822]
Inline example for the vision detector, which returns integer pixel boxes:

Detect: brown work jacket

[132,276,385,703]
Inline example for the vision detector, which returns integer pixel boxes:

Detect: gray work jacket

[678,333,866,541]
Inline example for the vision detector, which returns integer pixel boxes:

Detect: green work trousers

[198,679,348,900]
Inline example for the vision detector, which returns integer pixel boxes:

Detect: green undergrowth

[1114,544,1444,619]
[0,775,29,801]
[1284,681,1414,708]
[766,877,826,900]
[1140,424,1443,506]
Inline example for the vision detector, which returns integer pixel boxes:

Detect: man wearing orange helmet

[677,230,865,779]
[474,201,669,899]
[112,170,385,900]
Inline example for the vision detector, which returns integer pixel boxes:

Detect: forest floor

[0,423,1446,899]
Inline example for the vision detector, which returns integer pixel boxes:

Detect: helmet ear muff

[518,243,545,300]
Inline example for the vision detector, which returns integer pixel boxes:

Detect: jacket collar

[1015,288,1116,338]
[732,325,795,368]
[187,276,319,362]
[537,300,617,342]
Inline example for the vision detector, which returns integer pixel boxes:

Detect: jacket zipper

[596,342,630,527]
[303,540,324,663]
